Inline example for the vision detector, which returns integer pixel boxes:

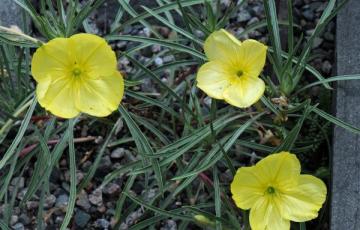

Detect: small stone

[44,194,56,208]
[55,216,64,224]
[324,31,334,41]
[141,27,151,37]
[11,223,25,230]
[10,215,18,225]
[56,194,69,209]
[75,210,91,228]
[95,218,110,229]
[312,37,323,48]
[237,10,251,22]
[116,41,127,49]
[160,219,177,230]
[26,201,39,210]
[19,213,31,225]
[89,189,103,206]
[11,177,25,188]
[100,156,112,169]
[97,205,107,213]
[321,60,332,74]
[163,55,175,63]
[247,17,259,25]
[152,44,162,53]
[302,9,314,20]
[111,148,125,159]
[154,57,164,66]
[77,191,91,211]
[17,189,27,200]
[102,183,120,195]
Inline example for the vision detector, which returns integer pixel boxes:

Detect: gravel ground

[0,0,334,229]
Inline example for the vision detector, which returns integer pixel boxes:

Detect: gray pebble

[26,201,39,210]
[55,216,64,224]
[312,37,323,48]
[154,57,164,66]
[56,194,69,209]
[237,11,252,22]
[321,60,332,74]
[75,210,91,228]
[10,215,18,226]
[102,183,120,195]
[19,213,31,225]
[111,148,125,159]
[11,177,25,188]
[302,9,314,20]
[95,218,110,229]
[89,189,103,206]
[160,219,177,230]
[11,223,25,230]
[44,195,56,208]
[77,191,91,211]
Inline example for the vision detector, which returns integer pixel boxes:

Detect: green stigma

[236,70,243,77]
[267,186,276,194]
[72,68,82,77]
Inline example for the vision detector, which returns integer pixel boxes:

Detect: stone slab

[332,0,360,229]
[0,0,24,27]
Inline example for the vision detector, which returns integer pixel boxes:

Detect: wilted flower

[196,29,267,108]
[231,152,327,230]
[31,33,124,118]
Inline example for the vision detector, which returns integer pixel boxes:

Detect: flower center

[72,67,82,77]
[266,186,276,194]
[236,70,243,77]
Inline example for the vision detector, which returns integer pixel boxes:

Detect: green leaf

[60,119,77,230]
[118,106,164,193]
[0,97,37,170]
[0,26,40,47]
[312,106,360,134]
[106,35,206,60]
[124,192,194,221]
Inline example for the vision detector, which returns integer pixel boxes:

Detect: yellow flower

[196,29,267,108]
[31,33,124,118]
[231,152,327,230]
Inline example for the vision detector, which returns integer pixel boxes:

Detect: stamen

[267,186,275,194]
[72,67,82,77]
[236,70,243,77]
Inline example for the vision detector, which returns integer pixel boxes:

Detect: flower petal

[250,197,290,230]
[222,76,265,108]
[255,152,301,190]
[75,71,124,117]
[31,37,72,82]
[69,33,117,78]
[238,39,267,77]
[281,174,327,222]
[196,61,233,99]
[231,166,266,209]
[37,77,80,119]
[204,29,242,63]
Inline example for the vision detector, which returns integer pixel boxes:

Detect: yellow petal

[280,174,327,222]
[69,33,117,78]
[238,39,267,78]
[255,152,301,190]
[75,71,124,117]
[196,61,233,99]
[204,29,242,63]
[231,166,265,209]
[31,37,73,82]
[36,76,52,100]
[222,76,265,108]
[37,77,80,119]
[250,197,290,230]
